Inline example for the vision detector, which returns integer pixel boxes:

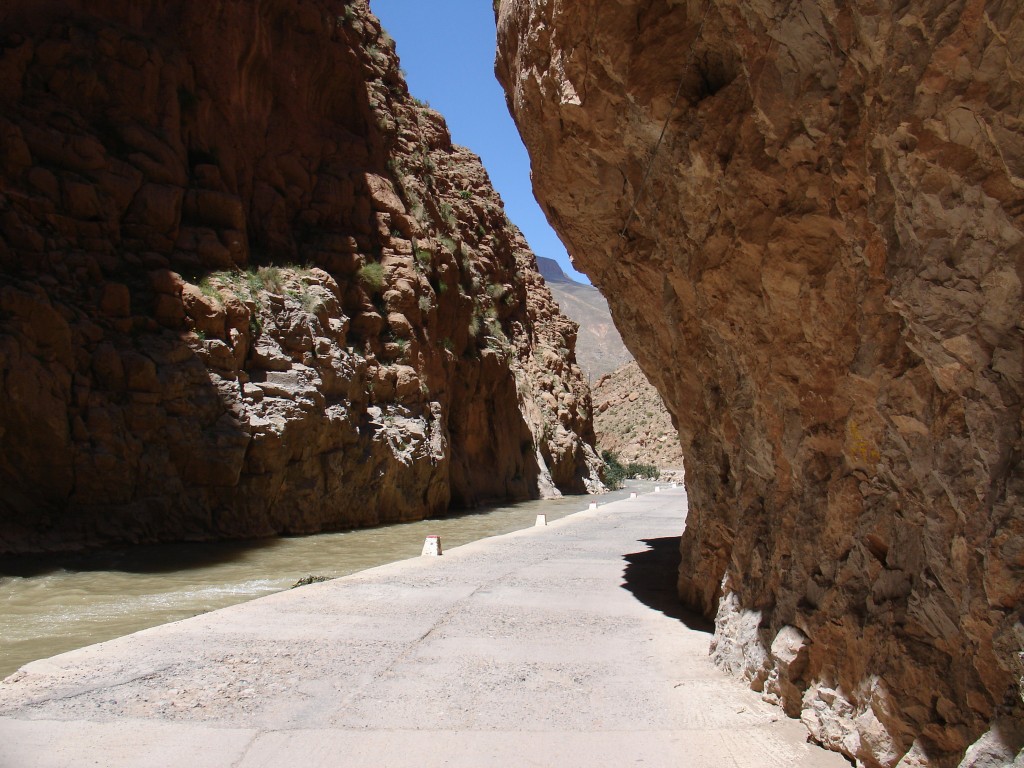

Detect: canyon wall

[0,0,601,554]
[593,361,687,470]
[497,1,1022,765]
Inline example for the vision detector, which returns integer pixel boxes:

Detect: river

[0,483,659,678]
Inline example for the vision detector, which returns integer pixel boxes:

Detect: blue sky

[371,0,589,284]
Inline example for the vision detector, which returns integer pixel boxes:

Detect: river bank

[1,484,654,678]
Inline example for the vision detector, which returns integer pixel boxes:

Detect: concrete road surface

[0,488,848,767]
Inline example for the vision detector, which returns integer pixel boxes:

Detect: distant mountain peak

[536,256,575,284]
[537,257,633,378]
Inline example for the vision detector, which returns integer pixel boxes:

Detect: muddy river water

[0,483,657,678]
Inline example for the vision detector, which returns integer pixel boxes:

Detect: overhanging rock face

[497,1,1022,765]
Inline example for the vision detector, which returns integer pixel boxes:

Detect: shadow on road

[621,536,713,633]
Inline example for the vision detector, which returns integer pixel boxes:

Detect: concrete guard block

[421,535,442,556]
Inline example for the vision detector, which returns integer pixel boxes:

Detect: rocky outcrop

[498,1,1022,765]
[593,361,685,469]
[0,0,601,554]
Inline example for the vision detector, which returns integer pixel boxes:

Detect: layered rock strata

[0,0,601,553]
[497,1,1022,765]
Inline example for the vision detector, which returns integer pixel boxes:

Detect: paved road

[0,488,847,767]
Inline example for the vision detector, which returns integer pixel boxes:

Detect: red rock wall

[0,0,601,553]
[497,0,1022,765]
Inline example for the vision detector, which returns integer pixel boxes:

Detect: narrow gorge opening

[1,2,1019,767]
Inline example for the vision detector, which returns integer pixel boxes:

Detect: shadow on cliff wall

[621,536,713,632]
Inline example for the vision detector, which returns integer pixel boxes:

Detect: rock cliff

[0,0,601,554]
[497,1,1022,765]
[593,361,686,470]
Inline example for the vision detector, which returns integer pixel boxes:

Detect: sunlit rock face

[0,0,602,553]
[497,0,1022,764]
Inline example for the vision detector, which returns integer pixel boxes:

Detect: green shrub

[625,461,659,480]
[439,202,456,228]
[601,450,627,489]
[405,188,422,213]
[600,451,657,487]
[485,317,507,345]
[358,262,386,294]
[197,277,222,305]
[244,269,263,295]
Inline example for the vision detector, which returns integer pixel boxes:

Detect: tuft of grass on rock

[255,266,285,294]
[197,276,223,305]
[439,202,456,229]
[358,262,386,294]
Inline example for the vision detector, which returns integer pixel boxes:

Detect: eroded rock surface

[498,1,1022,765]
[0,0,601,553]
[593,361,685,470]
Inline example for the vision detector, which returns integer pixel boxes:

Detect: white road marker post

[535,514,547,527]
[421,535,442,556]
